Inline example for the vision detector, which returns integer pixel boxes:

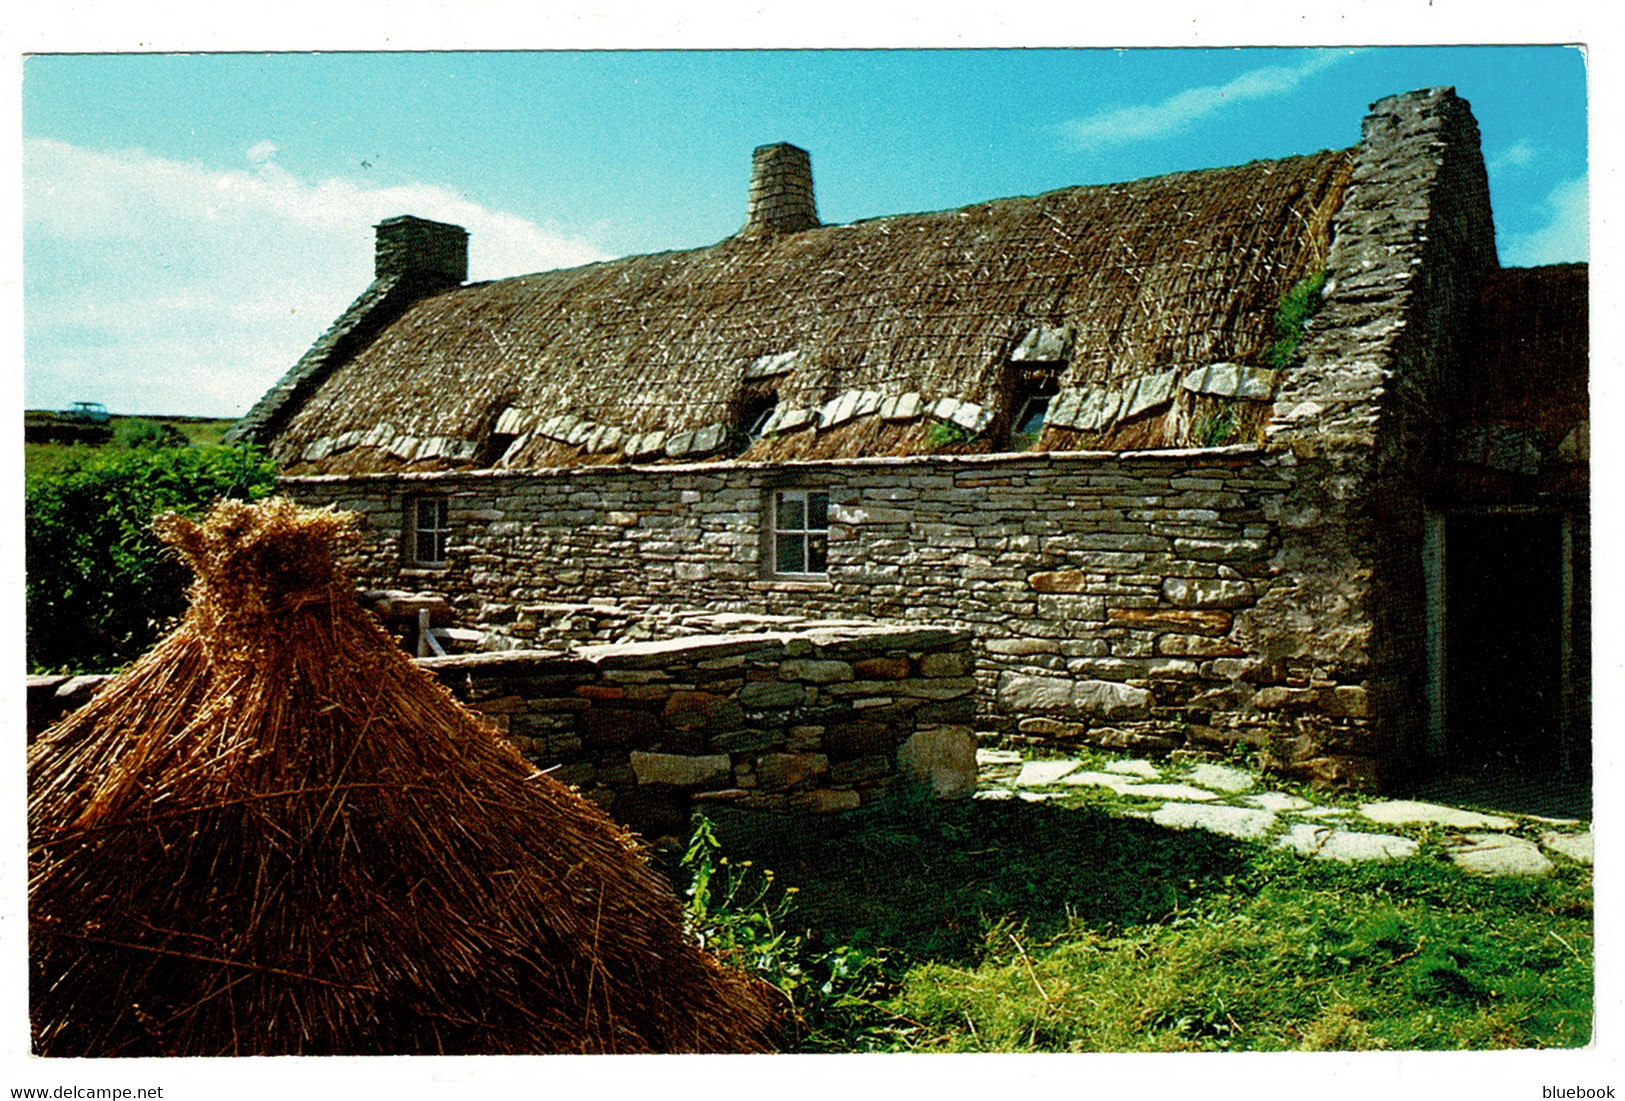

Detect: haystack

[29,497,784,1056]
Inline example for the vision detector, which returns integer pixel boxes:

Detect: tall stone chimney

[374,215,468,288]
[741,143,819,238]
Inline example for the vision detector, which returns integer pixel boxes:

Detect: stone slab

[1013,760,1083,787]
[1317,830,1419,862]
[629,751,732,789]
[1116,783,1221,803]
[1011,325,1071,363]
[1123,370,1180,419]
[1186,763,1256,793]
[1540,831,1593,865]
[976,749,1024,767]
[1276,823,1418,862]
[739,681,810,708]
[900,727,978,800]
[1244,792,1313,812]
[1055,770,1144,794]
[1181,363,1278,400]
[1073,679,1153,720]
[996,672,1073,712]
[1151,802,1276,840]
[1449,833,1553,876]
[1358,800,1515,831]
[1105,759,1160,779]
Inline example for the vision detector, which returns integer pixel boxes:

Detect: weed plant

[1265,270,1328,368]
[925,421,975,451]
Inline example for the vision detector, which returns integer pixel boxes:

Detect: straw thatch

[1458,263,1588,434]
[265,148,1352,474]
[28,497,785,1056]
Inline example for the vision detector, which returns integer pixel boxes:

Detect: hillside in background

[25,412,242,479]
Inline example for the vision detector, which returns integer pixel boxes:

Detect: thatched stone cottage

[234,86,1589,790]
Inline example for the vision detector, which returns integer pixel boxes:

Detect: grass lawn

[691,763,1593,1053]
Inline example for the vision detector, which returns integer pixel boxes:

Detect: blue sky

[22,46,1587,418]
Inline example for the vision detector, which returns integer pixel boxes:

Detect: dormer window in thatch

[482,404,529,466]
[1006,325,1071,452]
[741,393,779,442]
[409,495,450,567]
[731,380,781,456]
[1007,365,1062,452]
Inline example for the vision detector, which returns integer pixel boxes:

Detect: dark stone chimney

[374,215,468,287]
[741,143,819,238]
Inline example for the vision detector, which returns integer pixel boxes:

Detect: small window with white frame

[410,496,450,566]
[771,488,829,577]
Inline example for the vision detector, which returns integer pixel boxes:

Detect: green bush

[114,417,190,449]
[25,444,277,673]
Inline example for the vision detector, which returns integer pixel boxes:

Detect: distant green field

[24,413,242,479]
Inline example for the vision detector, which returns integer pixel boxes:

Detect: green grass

[692,778,1592,1053]
[25,414,239,480]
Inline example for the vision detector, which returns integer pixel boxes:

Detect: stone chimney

[741,143,819,238]
[374,215,468,288]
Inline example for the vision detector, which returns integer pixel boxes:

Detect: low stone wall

[28,625,977,843]
[420,624,978,844]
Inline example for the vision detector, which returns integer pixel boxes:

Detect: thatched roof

[28,498,784,1056]
[1441,262,1588,495]
[1458,263,1588,435]
[261,146,1353,474]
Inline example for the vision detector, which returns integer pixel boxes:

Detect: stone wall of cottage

[283,442,1387,784]
[28,626,978,846]
[1263,86,1499,782]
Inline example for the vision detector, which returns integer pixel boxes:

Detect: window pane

[417,531,438,563]
[807,491,829,531]
[806,533,828,574]
[746,400,778,440]
[776,533,805,574]
[1018,397,1050,437]
[777,492,804,530]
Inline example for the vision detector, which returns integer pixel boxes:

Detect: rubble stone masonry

[418,625,977,841]
[284,442,1386,786]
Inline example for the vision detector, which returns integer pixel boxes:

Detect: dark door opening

[1444,513,1566,773]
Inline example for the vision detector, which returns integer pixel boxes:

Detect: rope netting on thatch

[28,497,784,1056]
[271,148,1352,473]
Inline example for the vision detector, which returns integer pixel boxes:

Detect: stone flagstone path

[975,749,1591,878]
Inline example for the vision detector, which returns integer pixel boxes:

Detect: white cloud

[23,138,611,417]
[246,139,280,164]
[1488,139,1538,173]
[1058,51,1353,150]
[1500,174,1589,266]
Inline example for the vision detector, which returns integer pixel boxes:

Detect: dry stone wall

[29,627,978,845]
[284,443,1384,783]
[1263,86,1498,783]
[419,626,978,843]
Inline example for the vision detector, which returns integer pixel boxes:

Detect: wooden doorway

[1427,511,1576,775]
